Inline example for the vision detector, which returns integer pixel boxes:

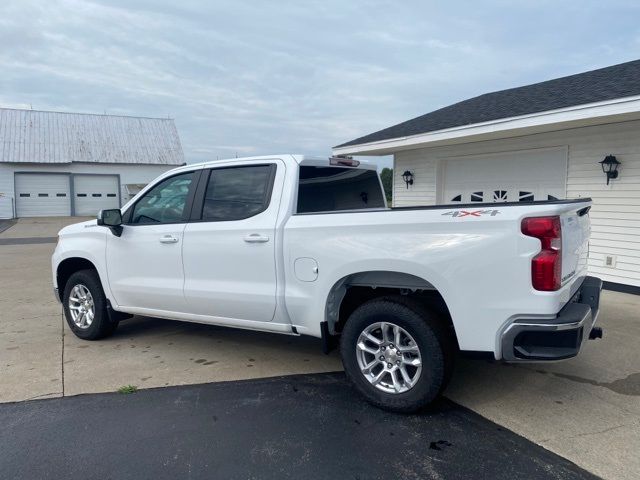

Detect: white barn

[333,60,640,293]
[0,108,185,219]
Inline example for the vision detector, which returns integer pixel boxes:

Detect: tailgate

[560,203,591,286]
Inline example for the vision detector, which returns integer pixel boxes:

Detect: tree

[380,167,393,204]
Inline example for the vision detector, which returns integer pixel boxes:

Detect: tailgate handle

[577,206,591,217]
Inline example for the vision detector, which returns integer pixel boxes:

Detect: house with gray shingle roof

[333,59,640,292]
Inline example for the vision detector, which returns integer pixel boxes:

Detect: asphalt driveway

[0,217,639,479]
[0,373,597,480]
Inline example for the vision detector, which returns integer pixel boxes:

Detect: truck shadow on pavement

[110,314,332,356]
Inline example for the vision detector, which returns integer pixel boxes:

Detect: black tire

[340,296,454,413]
[62,269,118,340]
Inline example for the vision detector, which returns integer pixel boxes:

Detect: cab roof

[186,154,376,170]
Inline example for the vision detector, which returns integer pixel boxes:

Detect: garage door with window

[442,148,567,204]
[15,173,71,217]
[73,175,120,216]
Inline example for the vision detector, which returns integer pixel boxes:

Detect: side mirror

[97,209,123,237]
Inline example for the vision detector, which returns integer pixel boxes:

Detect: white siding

[0,164,16,218]
[392,119,640,287]
[393,149,437,207]
[0,163,174,218]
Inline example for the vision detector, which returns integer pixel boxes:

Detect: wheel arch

[56,257,101,297]
[324,271,456,341]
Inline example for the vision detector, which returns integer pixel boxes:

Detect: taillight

[521,216,562,291]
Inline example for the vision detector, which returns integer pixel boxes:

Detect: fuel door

[294,257,319,282]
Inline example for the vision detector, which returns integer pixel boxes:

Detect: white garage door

[443,147,567,204]
[15,174,71,217]
[73,175,120,216]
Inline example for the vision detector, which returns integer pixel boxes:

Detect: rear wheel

[63,269,118,340]
[340,296,454,412]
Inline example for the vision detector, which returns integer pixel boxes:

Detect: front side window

[130,172,194,224]
[201,165,274,221]
[297,166,385,213]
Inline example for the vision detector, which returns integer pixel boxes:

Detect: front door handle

[159,235,179,244]
[244,233,270,243]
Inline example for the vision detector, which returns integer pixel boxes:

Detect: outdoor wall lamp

[599,155,621,185]
[402,170,414,189]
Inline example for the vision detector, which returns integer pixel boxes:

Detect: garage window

[56,193,67,197]
[519,191,534,202]
[493,190,508,202]
[38,193,48,197]
[19,193,30,197]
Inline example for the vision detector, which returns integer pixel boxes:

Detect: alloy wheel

[355,321,423,394]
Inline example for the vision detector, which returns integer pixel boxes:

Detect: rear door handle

[159,235,179,244]
[244,233,270,243]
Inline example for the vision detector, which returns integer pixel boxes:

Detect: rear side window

[201,165,274,221]
[297,167,385,213]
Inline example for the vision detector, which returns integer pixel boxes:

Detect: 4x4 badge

[442,209,500,217]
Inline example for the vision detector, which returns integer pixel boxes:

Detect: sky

[1,1,640,169]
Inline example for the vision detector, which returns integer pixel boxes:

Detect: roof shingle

[336,59,640,149]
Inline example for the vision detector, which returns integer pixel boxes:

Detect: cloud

[1,0,639,167]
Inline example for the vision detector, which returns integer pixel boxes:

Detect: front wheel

[62,269,118,340]
[340,296,454,412]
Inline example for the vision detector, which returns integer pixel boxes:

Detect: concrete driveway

[1,217,638,479]
[0,217,343,403]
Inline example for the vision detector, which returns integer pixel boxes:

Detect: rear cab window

[296,166,385,213]
[200,164,275,221]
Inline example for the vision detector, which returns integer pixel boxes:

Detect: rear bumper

[500,276,602,361]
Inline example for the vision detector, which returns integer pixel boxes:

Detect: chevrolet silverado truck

[52,154,602,412]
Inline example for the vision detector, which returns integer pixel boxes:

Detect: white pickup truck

[52,154,602,411]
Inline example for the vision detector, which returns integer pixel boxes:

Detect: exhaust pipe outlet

[589,327,603,340]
